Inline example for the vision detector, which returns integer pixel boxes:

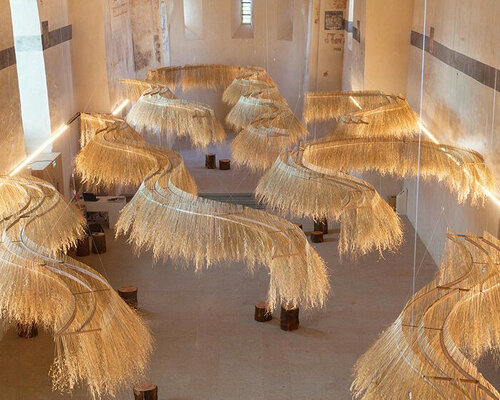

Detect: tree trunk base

[91,232,106,254]
[313,218,328,234]
[118,286,138,309]
[219,159,231,170]
[205,153,216,169]
[310,231,324,243]
[280,305,299,331]
[133,382,158,400]
[254,301,272,322]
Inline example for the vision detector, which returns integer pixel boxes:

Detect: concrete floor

[1,147,498,399]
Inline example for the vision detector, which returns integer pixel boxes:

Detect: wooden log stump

[133,382,158,400]
[118,286,138,309]
[75,235,90,257]
[280,305,299,331]
[91,232,107,254]
[205,153,216,169]
[310,231,324,243]
[17,322,38,338]
[313,218,328,234]
[254,301,272,322]
[219,159,231,170]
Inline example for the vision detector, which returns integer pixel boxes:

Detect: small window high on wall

[241,0,253,24]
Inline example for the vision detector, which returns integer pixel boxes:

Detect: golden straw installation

[352,231,500,399]
[126,88,226,148]
[119,78,176,104]
[303,90,393,123]
[231,109,308,171]
[75,119,330,312]
[0,175,152,399]
[256,150,403,257]
[331,98,420,139]
[303,136,497,205]
[146,64,268,91]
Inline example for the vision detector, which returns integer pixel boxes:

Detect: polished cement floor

[1,145,498,399]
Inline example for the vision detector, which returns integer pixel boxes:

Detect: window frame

[241,0,253,25]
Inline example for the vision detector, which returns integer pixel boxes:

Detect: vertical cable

[411,0,428,325]
[265,0,269,73]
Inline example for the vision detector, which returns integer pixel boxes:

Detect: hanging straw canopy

[331,98,420,139]
[75,122,171,188]
[352,231,500,399]
[116,153,330,311]
[146,64,267,91]
[119,78,176,103]
[222,71,277,106]
[231,109,308,171]
[75,117,330,311]
[225,90,289,131]
[303,90,392,123]
[126,88,226,147]
[79,113,123,148]
[302,137,497,205]
[255,151,403,257]
[0,175,152,398]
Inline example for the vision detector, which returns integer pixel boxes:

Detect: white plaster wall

[364,0,414,95]
[39,0,79,198]
[405,0,500,264]
[166,0,311,114]
[68,0,111,113]
[0,0,25,174]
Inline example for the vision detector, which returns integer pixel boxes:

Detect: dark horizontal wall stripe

[343,19,360,43]
[343,19,353,33]
[0,21,72,72]
[0,47,16,70]
[411,30,499,92]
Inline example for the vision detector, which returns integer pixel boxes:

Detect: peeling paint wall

[0,0,24,174]
[306,0,346,93]
[130,0,167,77]
[102,0,135,108]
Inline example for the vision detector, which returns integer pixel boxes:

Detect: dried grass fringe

[255,151,403,257]
[119,78,176,103]
[231,109,308,171]
[303,137,497,205]
[331,98,420,139]
[0,175,152,399]
[303,90,392,123]
[225,93,289,131]
[126,89,226,148]
[222,73,278,106]
[75,122,169,188]
[80,113,123,148]
[146,64,266,91]
[116,162,330,311]
[352,231,500,399]
[75,118,329,311]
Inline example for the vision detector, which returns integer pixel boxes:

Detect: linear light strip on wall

[8,99,130,177]
[347,96,500,208]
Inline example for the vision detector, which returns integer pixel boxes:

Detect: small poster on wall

[325,11,344,31]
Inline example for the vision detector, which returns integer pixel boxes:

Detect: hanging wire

[411,0,428,325]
